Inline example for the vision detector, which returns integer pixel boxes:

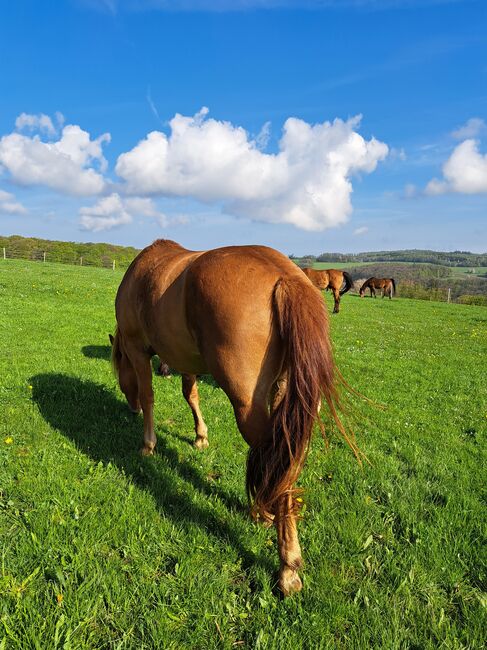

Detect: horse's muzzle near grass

[111,239,357,596]
[359,276,396,299]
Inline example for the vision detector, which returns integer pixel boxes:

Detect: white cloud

[255,121,271,150]
[425,139,487,195]
[353,226,368,236]
[79,193,168,231]
[15,112,56,135]
[0,189,28,215]
[0,116,110,196]
[116,107,388,231]
[451,117,486,140]
[79,194,132,232]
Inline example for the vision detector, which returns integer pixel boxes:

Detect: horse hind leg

[182,374,208,449]
[332,287,340,313]
[231,375,302,596]
[236,399,303,596]
[275,492,303,596]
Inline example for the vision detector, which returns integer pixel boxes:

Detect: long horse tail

[340,271,354,296]
[246,277,360,522]
[111,327,123,379]
[391,278,396,296]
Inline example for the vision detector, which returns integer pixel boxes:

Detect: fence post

[3,247,5,260]
[43,251,46,263]
[80,257,83,266]
[112,260,115,271]
[447,288,451,303]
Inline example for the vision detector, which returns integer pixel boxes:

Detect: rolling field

[1,259,486,649]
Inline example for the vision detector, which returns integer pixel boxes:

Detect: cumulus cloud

[79,193,167,231]
[425,139,487,195]
[0,115,110,196]
[116,107,388,231]
[451,117,486,140]
[0,189,28,215]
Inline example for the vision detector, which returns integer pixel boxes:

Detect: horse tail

[111,327,122,379]
[340,271,354,296]
[246,277,359,522]
[391,278,396,296]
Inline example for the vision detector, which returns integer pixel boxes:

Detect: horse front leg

[127,347,156,455]
[182,374,208,449]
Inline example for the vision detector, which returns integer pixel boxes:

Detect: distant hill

[291,249,487,268]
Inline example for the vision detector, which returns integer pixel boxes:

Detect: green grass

[448,266,487,278]
[1,259,486,649]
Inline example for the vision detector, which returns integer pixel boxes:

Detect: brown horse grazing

[301,267,354,313]
[359,277,396,299]
[112,239,356,596]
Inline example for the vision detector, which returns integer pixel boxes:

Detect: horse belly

[150,283,208,375]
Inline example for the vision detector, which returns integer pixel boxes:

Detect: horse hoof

[129,406,142,414]
[194,437,209,450]
[140,446,155,456]
[279,570,303,597]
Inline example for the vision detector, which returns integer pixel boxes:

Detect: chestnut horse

[359,277,396,299]
[112,239,354,596]
[301,267,353,313]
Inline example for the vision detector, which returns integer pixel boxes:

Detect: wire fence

[1,247,134,271]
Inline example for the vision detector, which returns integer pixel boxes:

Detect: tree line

[290,249,487,268]
[0,235,139,270]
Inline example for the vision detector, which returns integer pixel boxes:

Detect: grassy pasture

[1,259,486,649]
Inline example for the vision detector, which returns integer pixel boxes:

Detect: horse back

[184,246,306,369]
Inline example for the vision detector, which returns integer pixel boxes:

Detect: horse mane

[359,278,371,293]
[149,239,187,251]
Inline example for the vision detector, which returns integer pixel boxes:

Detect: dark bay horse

[301,267,353,313]
[112,239,355,596]
[359,277,396,299]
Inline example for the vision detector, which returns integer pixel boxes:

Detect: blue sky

[0,0,486,254]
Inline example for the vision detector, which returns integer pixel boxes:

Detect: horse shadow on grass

[30,372,274,580]
[81,345,112,360]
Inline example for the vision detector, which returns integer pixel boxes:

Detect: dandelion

[28,385,32,390]
[4,437,13,444]
[56,593,64,606]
